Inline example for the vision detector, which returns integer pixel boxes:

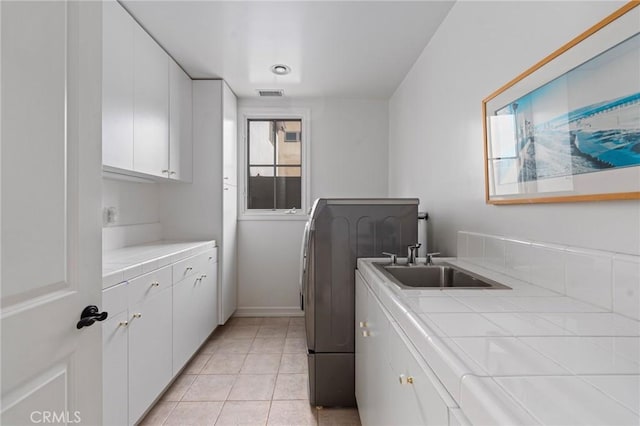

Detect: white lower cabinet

[128,285,173,424]
[200,252,219,341]
[102,311,129,426]
[355,275,370,422]
[387,320,449,425]
[355,271,450,426]
[173,274,202,372]
[173,249,218,373]
[103,247,218,425]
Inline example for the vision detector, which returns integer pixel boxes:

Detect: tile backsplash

[103,222,162,252]
[457,231,640,320]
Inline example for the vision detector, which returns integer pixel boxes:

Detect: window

[242,111,309,216]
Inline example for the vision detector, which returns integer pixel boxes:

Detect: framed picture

[483,1,640,204]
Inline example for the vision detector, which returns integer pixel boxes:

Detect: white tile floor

[139,317,362,426]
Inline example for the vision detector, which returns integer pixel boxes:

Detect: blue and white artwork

[492,32,640,183]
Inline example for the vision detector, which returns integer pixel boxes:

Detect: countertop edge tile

[103,240,217,286]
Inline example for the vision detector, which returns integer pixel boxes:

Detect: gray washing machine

[300,198,419,407]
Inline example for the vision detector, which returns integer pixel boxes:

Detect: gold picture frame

[483,1,640,205]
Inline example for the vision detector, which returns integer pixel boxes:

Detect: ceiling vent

[257,89,284,97]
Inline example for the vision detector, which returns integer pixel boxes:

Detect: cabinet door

[367,291,394,426]
[173,275,202,373]
[133,24,169,177]
[388,321,450,426]
[220,184,237,323]
[102,0,134,169]
[387,322,425,426]
[222,82,237,186]
[103,311,129,426]
[199,251,219,341]
[355,272,371,423]
[169,60,192,182]
[128,287,172,425]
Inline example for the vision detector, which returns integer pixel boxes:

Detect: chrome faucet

[407,243,421,265]
[382,252,397,265]
[426,252,441,265]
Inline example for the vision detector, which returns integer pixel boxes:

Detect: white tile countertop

[103,240,216,289]
[357,257,640,426]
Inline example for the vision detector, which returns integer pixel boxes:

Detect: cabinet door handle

[224,177,229,180]
[170,171,176,175]
[186,267,193,271]
[359,321,367,328]
[151,281,160,287]
[224,187,229,191]
[119,321,129,327]
[162,169,170,174]
[133,313,142,319]
[200,274,207,279]
[362,330,370,337]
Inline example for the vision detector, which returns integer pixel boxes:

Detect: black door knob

[76,305,108,329]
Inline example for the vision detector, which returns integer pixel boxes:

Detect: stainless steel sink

[374,263,511,290]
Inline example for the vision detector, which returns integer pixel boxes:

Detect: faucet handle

[382,252,397,265]
[426,252,441,265]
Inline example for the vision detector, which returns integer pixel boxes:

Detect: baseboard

[234,306,304,317]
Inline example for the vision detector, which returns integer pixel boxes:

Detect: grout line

[149,318,339,426]
[158,401,178,426]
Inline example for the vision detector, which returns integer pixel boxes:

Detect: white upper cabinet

[169,60,193,182]
[102,1,134,170]
[222,82,237,186]
[102,2,194,181]
[133,24,169,178]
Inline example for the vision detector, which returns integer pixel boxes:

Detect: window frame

[239,107,311,220]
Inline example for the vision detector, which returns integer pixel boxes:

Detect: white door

[1,2,103,425]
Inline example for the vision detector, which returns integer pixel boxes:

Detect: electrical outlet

[104,206,118,225]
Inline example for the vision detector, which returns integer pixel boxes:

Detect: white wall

[236,97,389,315]
[102,178,161,250]
[388,1,640,257]
[236,220,307,314]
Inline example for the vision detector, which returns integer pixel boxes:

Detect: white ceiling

[121,1,454,99]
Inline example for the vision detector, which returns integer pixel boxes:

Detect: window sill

[238,213,310,222]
